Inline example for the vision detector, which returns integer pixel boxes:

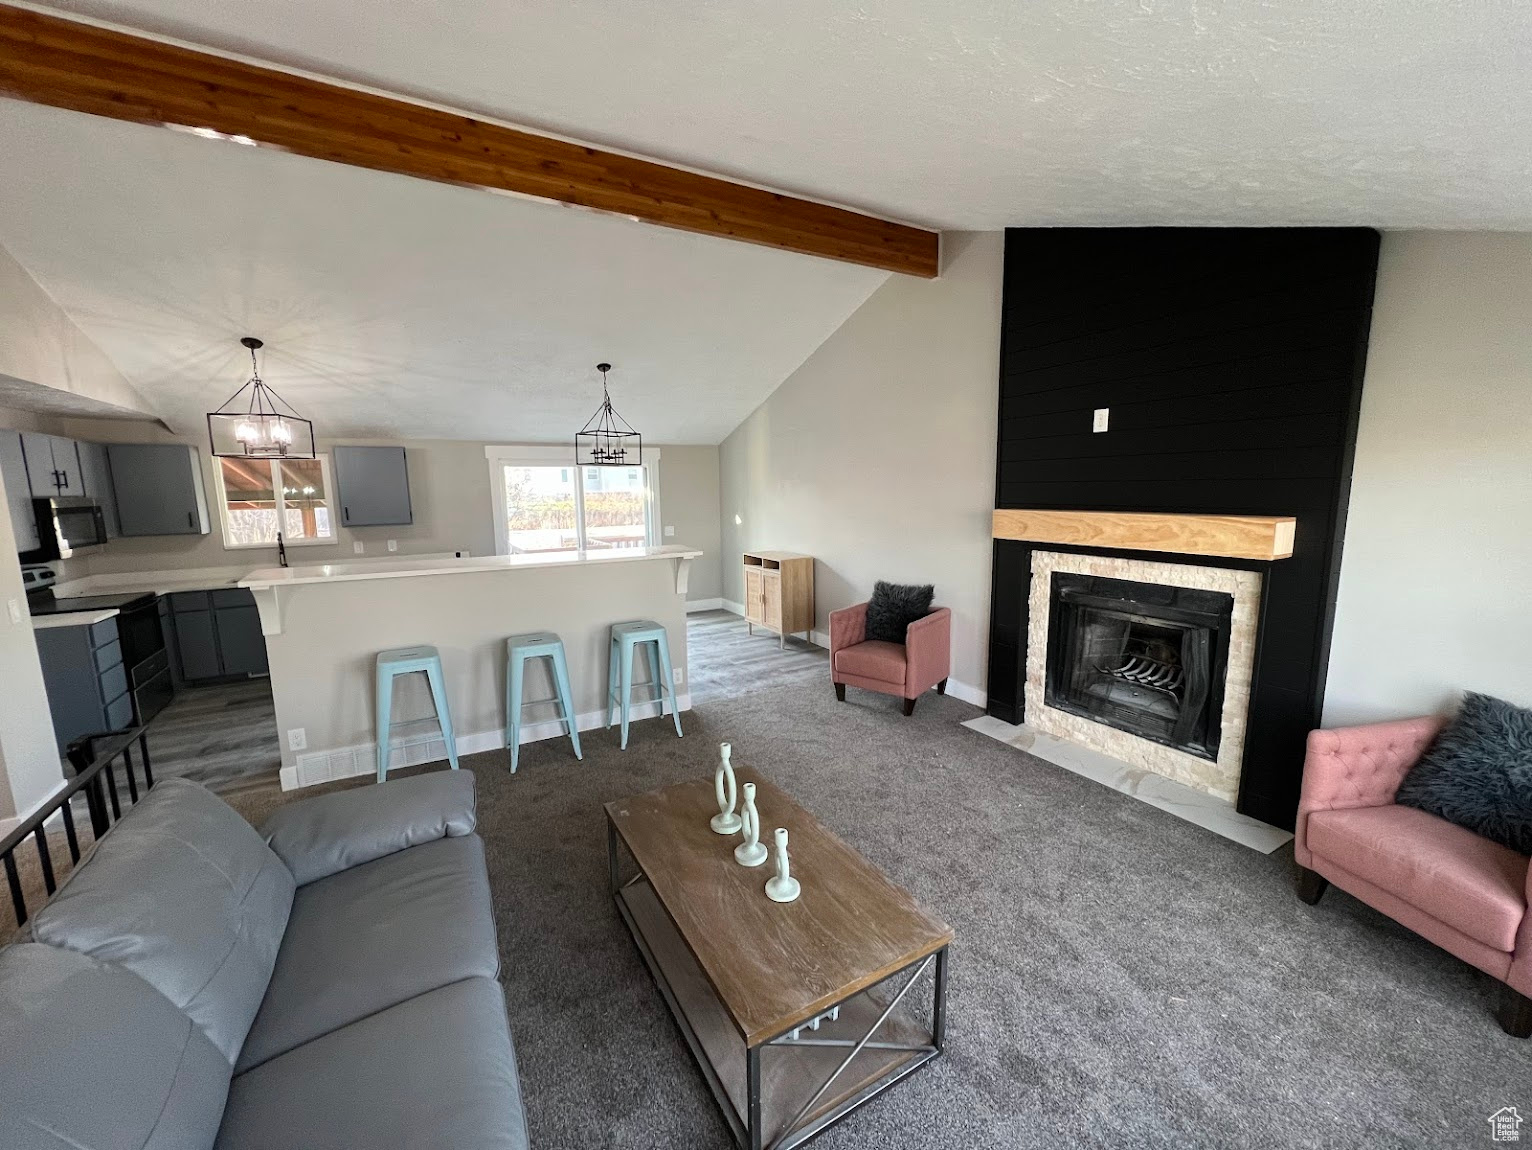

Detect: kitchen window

[486,446,659,555]
[214,455,338,549]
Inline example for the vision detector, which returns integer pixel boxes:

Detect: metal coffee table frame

[608,818,949,1150]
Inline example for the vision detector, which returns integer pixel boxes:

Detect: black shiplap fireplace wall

[987,228,1380,830]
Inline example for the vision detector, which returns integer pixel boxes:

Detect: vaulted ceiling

[0,102,887,443]
[37,0,1532,229]
[3,1,1530,443]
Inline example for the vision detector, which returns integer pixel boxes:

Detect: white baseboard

[0,778,70,837]
[685,597,724,613]
[722,599,745,617]
[281,692,693,791]
[944,677,986,707]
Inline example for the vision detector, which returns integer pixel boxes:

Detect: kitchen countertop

[32,608,120,630]
[240,545,704,590]
[49,553,477,600]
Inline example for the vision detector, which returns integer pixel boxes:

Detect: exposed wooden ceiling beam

[0,5,939,277]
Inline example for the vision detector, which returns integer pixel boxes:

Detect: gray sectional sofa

[0,769,529,1150]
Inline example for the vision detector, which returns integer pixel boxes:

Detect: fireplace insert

[1044,572,1234,761]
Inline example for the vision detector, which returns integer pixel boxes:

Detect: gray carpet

[232,675,1532,1150]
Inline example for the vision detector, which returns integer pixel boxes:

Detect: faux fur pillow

[865,581,935,644]
[1394,692,1532,855]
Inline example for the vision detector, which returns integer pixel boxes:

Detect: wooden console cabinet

[742,551,814,649]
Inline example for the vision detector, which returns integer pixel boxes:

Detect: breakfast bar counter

[239,545,703,788]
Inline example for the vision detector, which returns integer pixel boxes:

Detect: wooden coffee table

[605,769,952,1150]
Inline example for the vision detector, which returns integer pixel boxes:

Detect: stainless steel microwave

[29,496,107,559]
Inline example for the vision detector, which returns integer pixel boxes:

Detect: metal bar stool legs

[606,620,683,750]
[505,632,582,773]
[375,645,459,782]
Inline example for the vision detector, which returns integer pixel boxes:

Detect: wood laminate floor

[144,678,282,791]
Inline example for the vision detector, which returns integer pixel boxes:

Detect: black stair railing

[1,723,155,929]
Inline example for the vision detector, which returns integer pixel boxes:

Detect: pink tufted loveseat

[1295,715,1532,1036]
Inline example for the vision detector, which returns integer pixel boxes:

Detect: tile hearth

[963,713,1293,854]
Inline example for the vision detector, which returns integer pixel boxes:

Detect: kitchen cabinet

[76,441,121,537]
[0,430,40,552]
[35,616,135,752]
[21,433,85,497]
[169,588,269,681]
[333,445,413,526]
[107,443,210,536]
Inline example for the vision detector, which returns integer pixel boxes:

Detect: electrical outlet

[673,666,684,685]
[6,598,20,625]
[353,541,365,554]
[664,525,676,537]
[387,539,398,552]
[1093,408,1110,433]
[287,728,307,751]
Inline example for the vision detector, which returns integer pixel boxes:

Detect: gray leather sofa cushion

[0,943,230,1150]
[261,768,477,886]
[217,976,529,1150]
[30,777,295,1063]
[236,833,499,1072]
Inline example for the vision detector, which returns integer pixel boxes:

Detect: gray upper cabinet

[333,446,413,527]
[20,433,85,497]
[0,430,40,552]
[107,443,211,536]
[76,442,120,538]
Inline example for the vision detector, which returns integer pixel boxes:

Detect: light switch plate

[353,541,364,554]
[6,598,20,625]
[387,539,398,552]
[287,728,307,750]
[1093,408,1110,433]
[664,525,676,537]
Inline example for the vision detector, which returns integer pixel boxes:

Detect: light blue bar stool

[375,645,459,782]
[606,619,683,750]
[505,632,582,773]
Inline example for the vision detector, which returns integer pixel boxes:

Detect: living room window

[214,455,338,549]
[486,446,659,555]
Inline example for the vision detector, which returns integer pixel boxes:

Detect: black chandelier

[575,362,640,467]
[206,337,316,459]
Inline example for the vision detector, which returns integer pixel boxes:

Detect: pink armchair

[1295,716,1532,1036]
[829,602,951,716]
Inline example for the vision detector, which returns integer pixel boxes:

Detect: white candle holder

[710,742,742,834]
[734,782,768,867]
[765,827,801,903]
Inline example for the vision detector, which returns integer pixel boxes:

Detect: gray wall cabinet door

[0,430,40,552]
[107,444,211,536]
[215,605,269,676]
[76,442,120,537]
[333,446,413,526]
[20,433,84,497]
[173,609,223,681]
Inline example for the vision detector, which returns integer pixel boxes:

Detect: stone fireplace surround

[1025,551,1262,803]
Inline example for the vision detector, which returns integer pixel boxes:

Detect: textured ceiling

[32,0,1532,229]
[0,103,886,443]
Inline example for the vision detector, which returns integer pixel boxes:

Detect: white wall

[0,244,158,419]
[719,232,1003,699]
[0,461,64,821]
[1324,232,1532,724]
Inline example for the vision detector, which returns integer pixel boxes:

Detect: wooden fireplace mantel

[992,509,1296,562]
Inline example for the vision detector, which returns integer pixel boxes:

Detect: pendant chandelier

[206,337,316,459]
[575,362,641,467]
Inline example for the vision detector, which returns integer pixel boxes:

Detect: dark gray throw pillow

[865,581,935,644]
[1394,692,1532,855]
